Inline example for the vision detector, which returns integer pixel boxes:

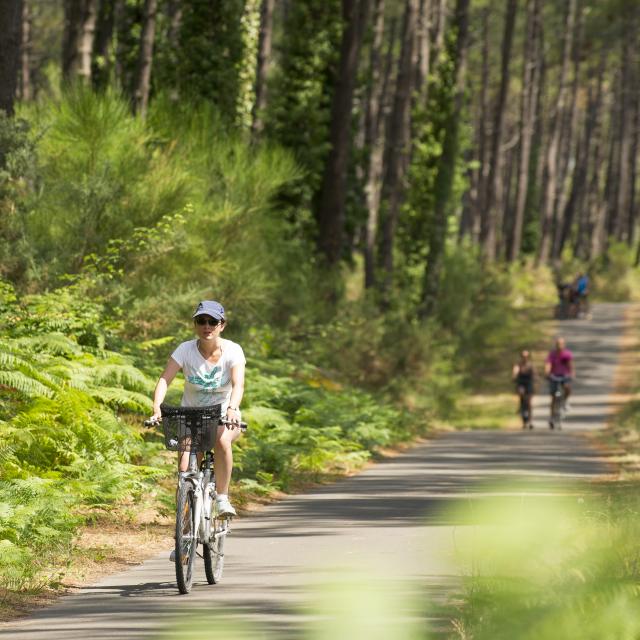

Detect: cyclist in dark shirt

[512,350,535,429]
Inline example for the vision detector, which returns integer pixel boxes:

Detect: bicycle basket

[160,404,222,453]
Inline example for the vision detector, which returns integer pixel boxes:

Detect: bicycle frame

[179,449,224,548]
[548,375,568,429]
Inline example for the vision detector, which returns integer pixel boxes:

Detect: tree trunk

[604,70,621,245]
[501,139,516,255]
[251,0,275,138]
[379,0,418,290]
[614,34,633,242]
[316,0,371,268]
[419,0,470,317]
[0,0,22,115]
[480,0,517,261]
[18,0,30,101]
[508,0,541,262]
[63,0,98,82]
[585,78,615,260]
[574,52,605,259]
[63,0,82,79]
[168,0,182,49]
[537,0,576,265]
[133,0,157,116]
[92,0,115,90]
[558,109,588,256]
[627,65,640,247]
[364,0,393,289]
[468,6,490,242]
[561,55,605,257]
[431,0,446,55]
[77,0,98,82]
[524,21,546,251]
[114,0,129,88]
[414,0,432,93]
[551,4,582,259]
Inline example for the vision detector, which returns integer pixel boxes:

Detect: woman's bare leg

[214,425,242,495]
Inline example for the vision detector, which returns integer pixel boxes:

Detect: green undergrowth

[237,357,419,495]
[593,243,640,302]
[595,307,640,474]
[0,281,164,592]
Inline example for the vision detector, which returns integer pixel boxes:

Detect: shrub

[593,241,640,302]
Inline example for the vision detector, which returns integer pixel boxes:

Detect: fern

[0,281,170,591]
[88,387,152,413]
[0,371,55,398]
[91,361,152,393]
[11,333,82,356]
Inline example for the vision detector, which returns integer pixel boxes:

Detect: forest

[1,0,640,627]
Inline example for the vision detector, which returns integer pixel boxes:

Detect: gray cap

[192,300,225,320]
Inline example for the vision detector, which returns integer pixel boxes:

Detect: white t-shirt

[170,338,246,411]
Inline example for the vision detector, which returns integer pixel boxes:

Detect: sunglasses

[195,316,221,327]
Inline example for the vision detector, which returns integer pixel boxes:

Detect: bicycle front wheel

[175,482,198,594]
[203,517,227,584]
[550,395,562,430]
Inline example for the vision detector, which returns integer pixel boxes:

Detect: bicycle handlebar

[221,418,248,431]
[144,416,247,431]
[548,374,572,382]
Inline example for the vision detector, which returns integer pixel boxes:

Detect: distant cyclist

[544,337,574,422]
[555,280,576,319]
[512,350,535,429]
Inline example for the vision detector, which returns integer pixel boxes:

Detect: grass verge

[593,303,640,473]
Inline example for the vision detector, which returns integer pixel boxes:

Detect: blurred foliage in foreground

[151,484,640,640]
[450,485,640,640]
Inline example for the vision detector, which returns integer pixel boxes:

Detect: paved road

[1,304,626,639]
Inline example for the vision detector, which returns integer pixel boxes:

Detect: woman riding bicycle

[150,300,245,517]
[544,336,574,423]
[512,350,535,429]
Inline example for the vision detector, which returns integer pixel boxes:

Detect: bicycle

[548,374,570,430]
[554,284,578,320]
[145,404,247,594]
[576,293,590,319]
[517,386,533,429]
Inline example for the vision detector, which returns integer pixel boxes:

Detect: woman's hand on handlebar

[225,407,241,428]
[144,409,162,426]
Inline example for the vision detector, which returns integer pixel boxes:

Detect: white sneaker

[215,496,237,518]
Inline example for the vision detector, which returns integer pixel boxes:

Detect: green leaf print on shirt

[187,366,224,390]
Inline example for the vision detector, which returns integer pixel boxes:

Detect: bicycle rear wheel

[175,482,198,594]
[203,518,227,584]
[519,395,529,428]
[550,394,562,430]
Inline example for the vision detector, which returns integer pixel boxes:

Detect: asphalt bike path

[1,304,626,639]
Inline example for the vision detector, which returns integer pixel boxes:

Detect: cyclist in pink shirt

[544,337,574,413]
